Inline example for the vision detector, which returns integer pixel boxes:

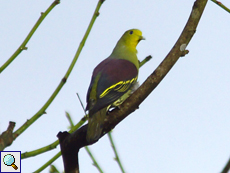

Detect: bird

[85,29,145,143]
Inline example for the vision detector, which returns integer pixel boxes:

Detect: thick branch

[58,0,208,172]
[58,126,88,173]
[0,122,16,150]
[222,158,230,173]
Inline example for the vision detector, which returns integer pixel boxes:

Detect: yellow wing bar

[99,76,137,98]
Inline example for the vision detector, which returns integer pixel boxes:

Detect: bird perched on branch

[86,29,145,143]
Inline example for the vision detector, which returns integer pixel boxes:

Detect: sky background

[1,0,230,172]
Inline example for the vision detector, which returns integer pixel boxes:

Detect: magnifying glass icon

[3,154,18,170]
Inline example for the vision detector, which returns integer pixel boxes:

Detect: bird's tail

[86,107,107,143]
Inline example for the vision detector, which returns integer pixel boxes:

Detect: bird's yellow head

[111,29,144,68]
[120,29,145,51]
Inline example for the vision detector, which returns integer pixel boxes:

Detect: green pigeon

[86,29,145,143]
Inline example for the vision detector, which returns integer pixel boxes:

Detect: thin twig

[21,140,59,159]
[34,151,61,173]
[76,93,87,115]
[85,146,104,173]
[108,132,125,173]
[49,164,60,173]
[211,0,230,13]
[139,55,152,68]
[0,0,60,73]
[66,111,75,128]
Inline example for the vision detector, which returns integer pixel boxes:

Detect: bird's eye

[129,31,133,35]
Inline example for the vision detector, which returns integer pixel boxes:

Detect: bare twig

[66,111,75,129]
[77,93,87,115]
[139,55,152,68]
[211,0,230,13]
[0,0,60,73]
[85,146,104,173]
[34,151,61,173]
[108,132,125,173]
[49,165,60,173]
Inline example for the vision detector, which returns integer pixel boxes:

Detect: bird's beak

[138,36,145,41]
[138,36,145,42]
[140,36,145,40]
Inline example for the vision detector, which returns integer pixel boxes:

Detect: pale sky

[1,0,230,172]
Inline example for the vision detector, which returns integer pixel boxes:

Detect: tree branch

[221,157,230,173]
[0,122,16,150]
[58,0,208,172]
